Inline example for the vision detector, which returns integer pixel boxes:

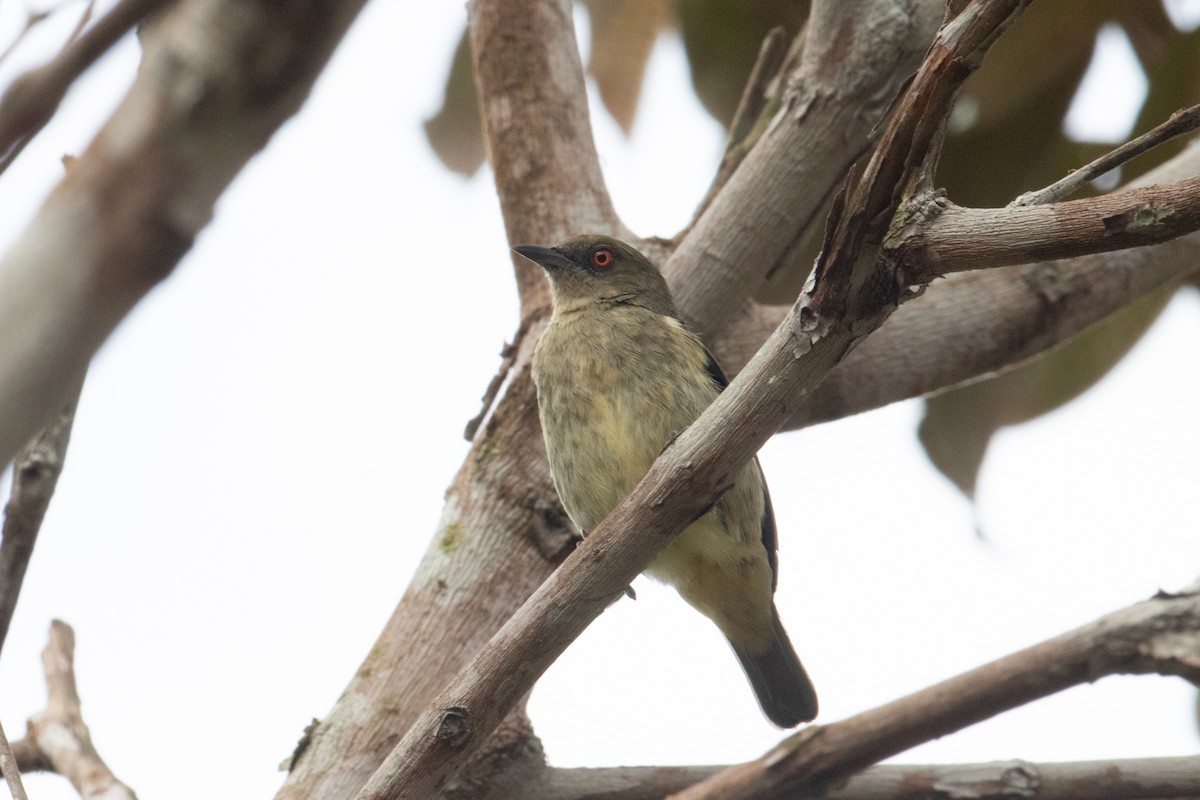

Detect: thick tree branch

[0,0,168,174]
[893,175,1200,277]
[276,1,626,796]
[711,137,1200,429]
[0,0,369,471]
[351,7,1029,796]
[469,0,626,314]
[5,621,137,799]
[503,755,1200,800]
[670,589,1200,800]
[664,0,944,339]
[0,377,83,657]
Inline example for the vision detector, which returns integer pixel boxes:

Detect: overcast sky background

[0,2,1199,798]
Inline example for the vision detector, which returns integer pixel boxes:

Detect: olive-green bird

[516,234,818,727]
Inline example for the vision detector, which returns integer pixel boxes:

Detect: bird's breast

[532,308,715,532]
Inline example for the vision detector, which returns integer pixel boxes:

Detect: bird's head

[514,235,674,316]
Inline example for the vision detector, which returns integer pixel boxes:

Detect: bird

[516,234,818,727]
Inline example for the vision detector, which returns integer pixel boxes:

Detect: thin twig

[0,716,30,800]
[0,0,174,174]
[1012,102,1200,207]
[0,376,84,659]
[463,315,535,441]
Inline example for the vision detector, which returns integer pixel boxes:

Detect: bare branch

[810,0,1032,320]
[7,621,138,799]
[514,755,1200,800]
[710,138,1200,430]
[1013,103,1200,207]
[0,0,371,470]
[276,3,618,796]
[670,589,1200,800]
[895,175,1200,278]
[665,0,945,339]
[349,4,1028,798]
[468,0,626,315]
[0,716,30,800]
[0,377,83,657]
[0,0,173,175]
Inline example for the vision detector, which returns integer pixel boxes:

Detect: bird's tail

[732,606,818,727]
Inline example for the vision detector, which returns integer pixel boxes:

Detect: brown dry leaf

[918,286,1174,499]
[582,0,672,133]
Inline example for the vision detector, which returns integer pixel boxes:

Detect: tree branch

[894,174,1200,277]
[275,1,624,795]
[5,621,137,799]
[670,589,1200,800]
[0,0,370,471]
[665,0,944,339]
[0,377,83,657]
[469,0,626,315]
[710,134,1200,429]
[506,755,1200,800]
[0,0,172,175]
[1013,102,1200,207]
[350,6,1029,796]
[0,716,30,800]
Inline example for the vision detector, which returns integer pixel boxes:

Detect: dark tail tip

[733,610,818,727]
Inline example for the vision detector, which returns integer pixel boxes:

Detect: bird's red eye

[591,248,614,269]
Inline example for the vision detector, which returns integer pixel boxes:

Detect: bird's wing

[701,343,780,588]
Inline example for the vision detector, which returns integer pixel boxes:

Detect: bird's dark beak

[513,245,575,271]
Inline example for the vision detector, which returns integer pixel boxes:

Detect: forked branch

[4,621,137,799]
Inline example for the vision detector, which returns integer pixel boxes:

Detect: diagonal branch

[670,588,1200,800]
[1013,102,1200,207]
[351,5,1029,797]
[276,1,626,796]
[0,0,173,175]
[710,133,1200,430]
[665,0,944,339]
[0,376,84,658]
[0,716,29,800]
[0,0,371,471]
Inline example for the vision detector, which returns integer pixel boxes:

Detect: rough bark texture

[470,755,1200,800]
[716,141,1200,428]
[277,0,1200,797]
[665,0,945,340]
[276,0,621,796]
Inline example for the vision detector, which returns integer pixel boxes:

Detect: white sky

[0,3,1198,799]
